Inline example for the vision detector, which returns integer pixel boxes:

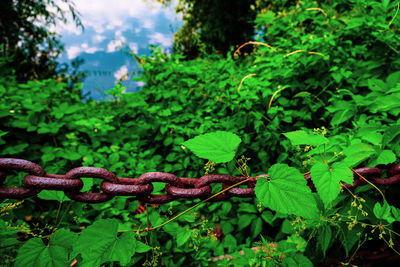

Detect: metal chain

[1,158,400,204]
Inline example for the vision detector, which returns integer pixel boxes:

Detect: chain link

[1,158,400,204]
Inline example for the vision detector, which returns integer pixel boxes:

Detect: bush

[1,0,400,265]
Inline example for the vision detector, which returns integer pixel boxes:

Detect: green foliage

[72,219,149,266]
[255,164,319,219]
[1,0,400,265]
[182,131,241,163]
[15,229,76,267]
[310,162,353,208]
[159,0,257,57]
[284,130,329,147]
[0,0,82,81]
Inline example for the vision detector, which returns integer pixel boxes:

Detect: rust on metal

[1,158,400,204]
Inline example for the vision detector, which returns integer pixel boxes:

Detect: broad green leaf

[73,219,136,266]
[37,190,68,202]
[357,128,382,145]
[252,217,262,238]
[339,225,362,257]
[222,234,237,251]
[51,228,77,252]
[261,210,275,225]
[103,232,137,266]
[310,162,353,207]
[373,202,395,223]
[135,240,152,253]
[176,227,191,247]
[343,143,376,166]
[386,71,400,88]
[15,229,76,267]
[221,222,234,235]
[0,219,19,247]
[238,214,256,230]
[331,109,356,126]
[382,125,400,146]
[283,130,328,146]
[282,253,313,267]
[255,164,319,219]
[318,225,332,257]
[286,235,307,252]
[392,206,400,220]
[375,150,396,165]
[182,131,241,163]
[237,203,257,213]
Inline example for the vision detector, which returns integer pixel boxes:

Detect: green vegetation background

[1,0,400,266]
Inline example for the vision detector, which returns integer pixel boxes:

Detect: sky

[55,0,182,100]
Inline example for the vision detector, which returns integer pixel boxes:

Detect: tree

[0,0,82,81]
[157,0,257,58]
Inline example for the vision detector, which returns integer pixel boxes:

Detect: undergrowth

[1,0,400,266]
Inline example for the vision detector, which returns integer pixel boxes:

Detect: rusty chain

[1,158,400,204]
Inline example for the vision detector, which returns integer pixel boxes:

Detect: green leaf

[331,109,356,126]
[392,206,400,220]
[261,210,275,225]
[343,143,376,166]
[176,227,192,247]
[222,234,237,251]
[15,229,77,267]
[373,202,395,223]
[37,190,68,202]
[339,225,362,257]
[182,131,241,163]
[255,164,319,219]
[286,235,307,252]
[51,228,77,252]
[310,162,353,207]
[283,130,329,146]
[318,225,332,257]
[135,240,152,253]
[238,214,256,230]
[252,217,263,238]
[0,219,19,247]
[281,253,313,267]
[73,219,136,266]
[382,125,400,146]
[375,150,396,165]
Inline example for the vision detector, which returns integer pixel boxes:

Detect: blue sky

[55,0,182,100]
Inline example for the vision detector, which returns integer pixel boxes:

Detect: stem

[347,234,367,264]
[350,167,386,203]
[237,73,256,92]
[146,203,150,231]
[50,201,63,237]
[388,3,400,28]
[382,236,400,256]
[139,179,249,233]
[340,182,357,199]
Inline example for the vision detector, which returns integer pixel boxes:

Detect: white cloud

[67,46,82,59]
[55,0,180,35]
[114,65,129,80]
[128,42,138,54]
[86,47,102,53]
[115,30,123,37]
[143,19,154,29]
[136,81,145,87]
[93,35,106,43]
[66,44,103,59]
[148,32,173,47]
[107,37,126,52]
